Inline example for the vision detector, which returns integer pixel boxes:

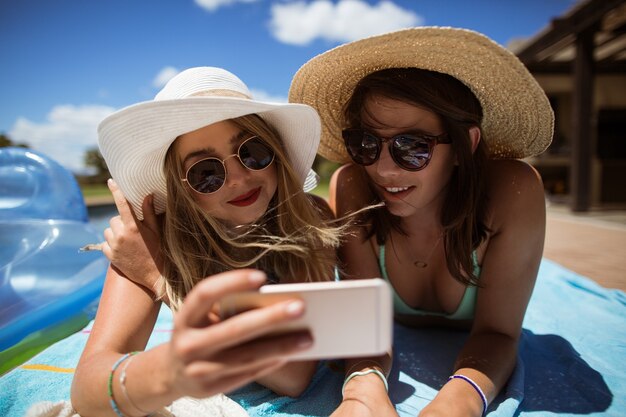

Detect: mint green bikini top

[378,245,481,320]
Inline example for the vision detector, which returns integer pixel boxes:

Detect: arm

[421,160,546,417]
[71,268,315,416]
[254,193,336,397]
[71,266,166,416]
[330,165,400,417]
[102,181,319,398]
[254,360,318,398]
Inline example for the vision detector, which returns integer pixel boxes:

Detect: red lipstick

[228,187,261,207]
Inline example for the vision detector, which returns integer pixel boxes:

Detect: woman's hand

[331,371,398,417]
[72,268,314,414]
[331,396,398,416]
[331,399,398,417]
[164,269,314,400]
[102,179,162,294]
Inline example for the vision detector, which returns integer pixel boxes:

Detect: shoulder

[486,159,545,201]
[306,192,335,220]
[329,164,361,198]
[485,159,546,230]
[331,163,361,182]
[329,163,372,216]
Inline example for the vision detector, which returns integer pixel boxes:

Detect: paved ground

[544,203,626,291]
[85,196,626,292]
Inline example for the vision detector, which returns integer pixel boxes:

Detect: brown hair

[344,68,490,285]
[159,114,340,309]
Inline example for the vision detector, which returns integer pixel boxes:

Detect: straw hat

[289,27,554,163]
[99,67,320,220]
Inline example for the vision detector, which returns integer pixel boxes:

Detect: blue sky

[1,0,577,173]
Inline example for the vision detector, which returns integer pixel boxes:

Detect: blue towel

[1,259,625,417]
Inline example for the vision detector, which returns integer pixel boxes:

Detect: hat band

[190,89,251,99]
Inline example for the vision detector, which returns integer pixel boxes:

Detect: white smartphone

[219,278,393,360]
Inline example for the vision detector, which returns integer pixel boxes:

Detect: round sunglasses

[182,136,275,194]
[342,128,451,171]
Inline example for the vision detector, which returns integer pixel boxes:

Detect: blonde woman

[71,67,340,416]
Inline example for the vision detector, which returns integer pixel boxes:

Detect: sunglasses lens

[392,135,431,170]
[343,130,379,165]
[239,138,274,170]
[186,159,225,194]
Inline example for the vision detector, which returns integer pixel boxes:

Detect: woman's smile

[377,183,416,200]
[228,186,262,207]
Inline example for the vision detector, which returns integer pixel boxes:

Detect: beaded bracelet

[448,374,488,416]
[119,353,152,416]
[108,352,138,417]
[342,369,388,396]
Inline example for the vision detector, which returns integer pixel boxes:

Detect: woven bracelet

[342,369,388,396]
[108,352,138,417]
[448,374,487,416]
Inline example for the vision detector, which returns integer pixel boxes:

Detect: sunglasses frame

[181,135,275,195]
[342,128,451,171]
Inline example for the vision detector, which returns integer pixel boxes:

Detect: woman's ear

[469,126,481,154]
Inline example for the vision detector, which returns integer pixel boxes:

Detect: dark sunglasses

[182,136,275,194]
[342,128,451,171]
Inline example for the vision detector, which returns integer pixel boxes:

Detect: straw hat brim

[289,27,554,163]
[98,97,320,219]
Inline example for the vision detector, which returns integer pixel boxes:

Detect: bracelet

[448,374,488,416]
[119,352,152,416]
[108,352,138,417]
[342,369,388,396]
[345,360,386,377]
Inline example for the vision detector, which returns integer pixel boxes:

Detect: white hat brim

[98,96,320,219]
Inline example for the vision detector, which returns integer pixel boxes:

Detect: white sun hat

[98,67,321,219]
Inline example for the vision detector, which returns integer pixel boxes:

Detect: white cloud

[249,88,287,103]
[8,104,116,173]
[270,0,423,46]
[153,66,180,88]
[5,86,284,174]
[194,0,259,12]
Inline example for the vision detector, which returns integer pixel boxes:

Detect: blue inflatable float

[0,147,108,373]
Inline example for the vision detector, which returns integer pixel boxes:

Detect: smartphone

[219,278,393,360]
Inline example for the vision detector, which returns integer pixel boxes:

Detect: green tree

[84,147,110,182]
[0,133,29,148]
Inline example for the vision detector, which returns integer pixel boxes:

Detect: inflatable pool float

[0,147,108,374]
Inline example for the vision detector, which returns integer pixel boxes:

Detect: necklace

[412,234,443,268]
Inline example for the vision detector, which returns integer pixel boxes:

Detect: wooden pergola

[515,0,626,212]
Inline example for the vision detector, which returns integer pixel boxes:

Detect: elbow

[274,379,312,398]
[70,357,104,417]
[272,366,316,398]
[70,379,90,417]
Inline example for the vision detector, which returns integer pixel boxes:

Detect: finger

[180,298,306,360]
[103,227,114,248]
[142,194,160,236]
[108,215,123,236]
[176,269,267,329]
[218,359,287,394]
[189,331,312,377]
[101,240,113,261]
[107,178,137,224]
[188,358,286,397]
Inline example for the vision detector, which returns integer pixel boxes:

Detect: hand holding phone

[219,278,393,360]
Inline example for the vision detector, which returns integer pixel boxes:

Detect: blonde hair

[158,114,341,309]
